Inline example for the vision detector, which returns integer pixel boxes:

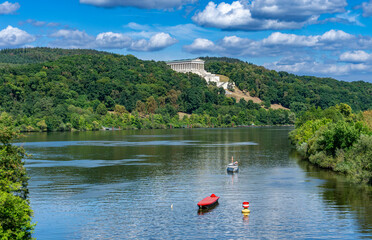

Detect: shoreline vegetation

[2,109,295,133]
[0,113,34,239]
[290,104,372,185]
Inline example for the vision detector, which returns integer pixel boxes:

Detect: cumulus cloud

[0,1,19,14]
[0,26,35,48]
[339,50,371,63]
[193,0,346,31]
[183,38,215,53]
[50,29,95,48]
[129,32,177,51]
[184,29,362,57]
[192,1,307,31]
[265,58,370,76]
[262,32,318,47]
[80,0,197,9]
[251,0,346,21]
[49,29,177,51]
[96,32,132,49]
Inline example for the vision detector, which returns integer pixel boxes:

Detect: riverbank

[2,109,295,133]
[289,104,372,184]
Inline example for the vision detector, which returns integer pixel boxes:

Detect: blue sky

[1,0,372,82]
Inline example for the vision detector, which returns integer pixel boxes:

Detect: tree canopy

[202,57,372,112]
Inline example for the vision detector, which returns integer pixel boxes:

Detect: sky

[1,0,372,82]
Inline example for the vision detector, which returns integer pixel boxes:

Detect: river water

[20,127,372,239]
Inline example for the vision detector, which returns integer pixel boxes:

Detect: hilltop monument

[166,58,231,90]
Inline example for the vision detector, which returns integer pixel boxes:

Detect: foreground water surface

[21,127,372,239]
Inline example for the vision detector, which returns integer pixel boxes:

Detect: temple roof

[166,58,204,64]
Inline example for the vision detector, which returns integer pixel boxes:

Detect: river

[20,127,372,239]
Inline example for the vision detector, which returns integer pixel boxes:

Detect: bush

[96,103,107,115]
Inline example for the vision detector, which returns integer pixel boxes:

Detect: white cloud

[192,1,307,31]
[184,29,361,57]
[339,50,371,63]
[319,29,353,41]
[192,0,346,31]
[265,58,370,76]
[361,0,372,17]
[0,1,20,14]
[96,32,132,49]
[262,32,318,47]
[183,38,216,53]
[80,0,197,9]
[251,0,346,21]
[0,26,35,48]
[50,29,95,48]
[49,29,177,51]
[129,32,177,51]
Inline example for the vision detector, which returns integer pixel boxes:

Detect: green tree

[114,105,127,115]
[36,120,47,132]
[146,96,158,114]
[0,113,34,239]
[96,103,108,115]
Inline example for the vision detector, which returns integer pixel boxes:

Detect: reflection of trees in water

[293,150,372,235]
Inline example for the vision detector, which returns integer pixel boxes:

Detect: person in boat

[231,156,238,166]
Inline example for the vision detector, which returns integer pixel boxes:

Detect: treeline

[0,52,294,132]
[202,57,372,112]
[0,47,110,64]
[290,104,372,184]
[0,113,34,238]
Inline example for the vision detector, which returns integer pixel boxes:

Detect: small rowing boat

[227,156,238,173]
[197,194,220,209]
[226,162,239,172]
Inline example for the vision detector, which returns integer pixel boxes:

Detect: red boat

[197,194,220,209]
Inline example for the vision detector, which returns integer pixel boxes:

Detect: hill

[0,47,110,64]
[0,49,370,132]
[0,51,295,131]
[202,57,372,112]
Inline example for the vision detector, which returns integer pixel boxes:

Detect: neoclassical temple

[166,58,230,90]
[166,58,205,72]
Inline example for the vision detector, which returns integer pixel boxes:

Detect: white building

[166,58,231,90]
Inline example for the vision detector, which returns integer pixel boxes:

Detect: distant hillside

[0,48,370,132]
[0,47,110,64]
[201,56,245,64]
[0,52,296,131]
[203,58,372,112]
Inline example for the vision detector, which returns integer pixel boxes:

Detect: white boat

[227,162,239,172]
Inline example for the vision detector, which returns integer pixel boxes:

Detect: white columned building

[166,58,231,90]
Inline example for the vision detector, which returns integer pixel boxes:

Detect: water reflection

[295,152,372,237]
[20,128,372,239]
[197,203,219,215]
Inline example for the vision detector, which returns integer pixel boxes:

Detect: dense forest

[0,48,370,132]
[203,57,372,112]
[0,49,295,131]
[290,104,372,184]
[0,47,110,64]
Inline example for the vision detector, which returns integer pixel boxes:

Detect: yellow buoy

[242,209,250,214]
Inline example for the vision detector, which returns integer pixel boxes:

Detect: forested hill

[202,57,372,112]
[0,49,371,131]
[0,47,110,64]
